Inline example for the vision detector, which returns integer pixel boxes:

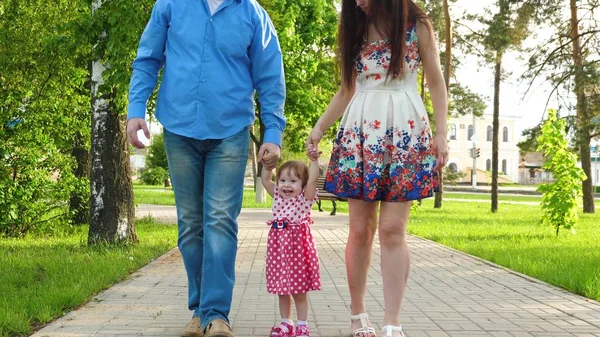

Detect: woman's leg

[378,201,412,332]
[347,199,379,335]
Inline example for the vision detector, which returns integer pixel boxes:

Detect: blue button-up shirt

[128,0,286,145]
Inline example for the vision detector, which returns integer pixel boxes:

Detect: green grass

[134,186,176,205]
[444,192,542,202]
[0,219,177,337]
[133,185,275,208]
[409,199,600,302]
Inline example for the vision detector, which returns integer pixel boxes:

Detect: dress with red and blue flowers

[325,22,438,202]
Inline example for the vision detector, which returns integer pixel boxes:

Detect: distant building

[447,114,520,184]
[518,152,554,185]
[130,148,147,178]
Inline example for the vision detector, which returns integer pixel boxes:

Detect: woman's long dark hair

[338,0,431,88]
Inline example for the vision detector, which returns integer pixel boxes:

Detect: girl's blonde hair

[276,160,309,187]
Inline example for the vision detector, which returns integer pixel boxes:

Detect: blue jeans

[163,127,249,329]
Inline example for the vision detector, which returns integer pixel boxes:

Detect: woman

[305,0,448,336]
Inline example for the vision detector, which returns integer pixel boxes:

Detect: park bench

[316,176,347,216]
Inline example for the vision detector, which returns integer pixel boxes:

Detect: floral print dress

[325,22,438,202]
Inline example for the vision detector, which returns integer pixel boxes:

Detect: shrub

[536,110,586,235]
[140,167,169,186]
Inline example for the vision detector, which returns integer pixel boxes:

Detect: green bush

[140,167,169,186]
[536,110,586,235]
[443,167,466,186]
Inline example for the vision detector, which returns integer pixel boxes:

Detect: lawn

[132,185,274,208]
[409,199,600,302]
[444,192,542,202]
[0,219,177,337]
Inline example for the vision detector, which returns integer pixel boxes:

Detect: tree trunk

[88,0,137,244]
[70,132,90,225]
[420,71,426,100]
[434,0,452,209]
[491,53,502,213]
[255,103,266,204]
[570,0,595,213]
[249,127,257,190]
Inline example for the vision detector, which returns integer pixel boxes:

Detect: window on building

[449,124,457,140]
[529,169,536,178]
[502,159,507,174]
[486,126,493,142]
[486,159,491,171]
[467,125,474,141]
[503,127,509,142]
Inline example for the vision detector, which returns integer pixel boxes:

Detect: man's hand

[127,118,150,149]
[258,143,281,170]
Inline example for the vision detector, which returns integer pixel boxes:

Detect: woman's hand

[305,127,324,161]
[432,133,448,172]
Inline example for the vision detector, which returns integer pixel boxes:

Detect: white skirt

[324,89,439,202]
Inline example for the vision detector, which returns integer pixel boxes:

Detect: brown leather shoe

[181,316,203,337]
[204,318,234,337]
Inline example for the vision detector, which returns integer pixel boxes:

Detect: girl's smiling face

[278,168,304,199]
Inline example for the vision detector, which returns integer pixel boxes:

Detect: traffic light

[469,148,481,158]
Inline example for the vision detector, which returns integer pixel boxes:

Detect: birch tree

[88,0,136,244]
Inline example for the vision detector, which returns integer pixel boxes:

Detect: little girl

[261,156,322,337]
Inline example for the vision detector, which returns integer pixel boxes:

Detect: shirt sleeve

[248,7,286,146]
[127,0,170,120]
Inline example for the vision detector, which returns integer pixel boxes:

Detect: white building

[130,148,147,178]
[447,114,520,184]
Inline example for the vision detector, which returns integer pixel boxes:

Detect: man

[126,0,286,336]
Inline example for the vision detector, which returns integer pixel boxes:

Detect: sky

[450,0,564,140]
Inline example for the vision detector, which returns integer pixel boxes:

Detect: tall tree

[433,0,453,209]
[146,131,168,171]
[523,0,599,213]
[569,0,595,213]
[419,0,487,208]
[247,0,338,201]
[464,1,535,212]
[256,0,338,150]
[88,0,137,245]
[70,130,91,225]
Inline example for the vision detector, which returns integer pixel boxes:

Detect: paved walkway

[32,205,600,337]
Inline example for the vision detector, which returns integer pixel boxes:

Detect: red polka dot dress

[265,186,321,295]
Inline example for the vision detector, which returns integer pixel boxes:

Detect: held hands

[305,127,324,161]
[127,118,150,149]
[258,143,281,170]
[432,133,449,172]
[306,143,322,162]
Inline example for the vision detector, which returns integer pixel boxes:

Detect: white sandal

[381,325,406,337]
[350,313,376,337]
